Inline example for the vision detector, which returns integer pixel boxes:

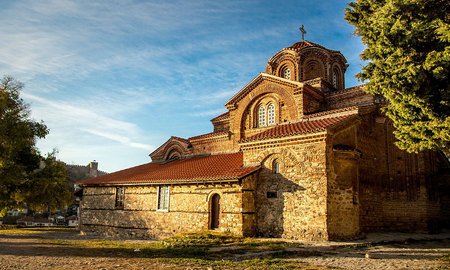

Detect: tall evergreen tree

[345,0,450,158]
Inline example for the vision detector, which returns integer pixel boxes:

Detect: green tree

[345,0,450,158]
[0,76,72,213]
[25,152,73,212]
[0,76,48,207]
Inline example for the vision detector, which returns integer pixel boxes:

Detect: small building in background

[66,215,79,227]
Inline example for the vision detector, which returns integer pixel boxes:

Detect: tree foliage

[0,76,72,211]
[345,0,450,158]
[26,152,73,212]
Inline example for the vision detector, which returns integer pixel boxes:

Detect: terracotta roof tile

[189,131,229,141]
[303,107,359,119]
[211,111,229,122]
[241,115,356,143]
[286,40,338,53]
[81,152,258,186]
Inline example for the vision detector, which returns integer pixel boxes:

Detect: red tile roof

[286,40,338,53]
[241,115,356,143]
[81,152,258,186]
[189,131,229,141]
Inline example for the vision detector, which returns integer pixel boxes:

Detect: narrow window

[115,187,125,209]
[283,68,291,79]
[272,159,280,174]
[157,186,170,211]
[258,105,266,127]
[332,68,339,88]
[267,103,275,126]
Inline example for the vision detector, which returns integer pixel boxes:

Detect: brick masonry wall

[356,112,447,232]
[80,178,256,239]
[242,138,329,241]
[190,138,236,155]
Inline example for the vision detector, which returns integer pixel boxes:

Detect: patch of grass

[440,253,450,262]
[161,231,243,248]
[159,256,322,269]
[34,231,331,269]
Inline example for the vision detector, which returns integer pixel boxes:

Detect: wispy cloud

[0,0,365,171]
[22,92,154,154]
[82,128,153,150]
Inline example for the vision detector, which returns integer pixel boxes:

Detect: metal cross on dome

[299,25,307,41]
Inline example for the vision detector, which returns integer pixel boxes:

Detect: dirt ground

[0,229,449,270]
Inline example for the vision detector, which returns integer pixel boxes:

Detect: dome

[266,39,348,90]
[286,40,339,53]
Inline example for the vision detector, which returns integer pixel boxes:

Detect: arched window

[267,103,275,126]
[283,68,291,79]
[272,159,280,174]
[332,68,339,89]
[258,105,266,127]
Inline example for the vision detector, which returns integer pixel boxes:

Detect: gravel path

[296,241,450,270]
[0,229,449,270]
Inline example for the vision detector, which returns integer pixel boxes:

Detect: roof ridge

[240,114,357,143]
[302,107,359,120]
[285,40,340,53]
[189,131,230,141]
[211,111,230,122]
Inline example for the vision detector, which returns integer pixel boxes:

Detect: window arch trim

[267,103,275,126]
[258,105,266,127]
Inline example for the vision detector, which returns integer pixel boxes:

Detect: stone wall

[80,177,256,239]
[327,126,360,240]
[241,136,329,240]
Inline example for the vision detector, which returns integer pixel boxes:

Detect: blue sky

[0,0,365,172]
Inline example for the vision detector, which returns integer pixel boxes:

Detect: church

[80,32,449,240]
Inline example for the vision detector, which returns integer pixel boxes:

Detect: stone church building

[80,37,449,240]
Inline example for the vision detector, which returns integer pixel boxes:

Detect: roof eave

[81,177,242,187]
[240,131,328,145]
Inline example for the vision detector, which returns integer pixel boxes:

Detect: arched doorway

[210,194,220,229]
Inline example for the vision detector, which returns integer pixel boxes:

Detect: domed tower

[266,38,348,91]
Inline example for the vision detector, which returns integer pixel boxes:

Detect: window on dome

[332,68,339,89]
[267,103,275,126]
[258,105,266,127]
[283,68,291,79]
